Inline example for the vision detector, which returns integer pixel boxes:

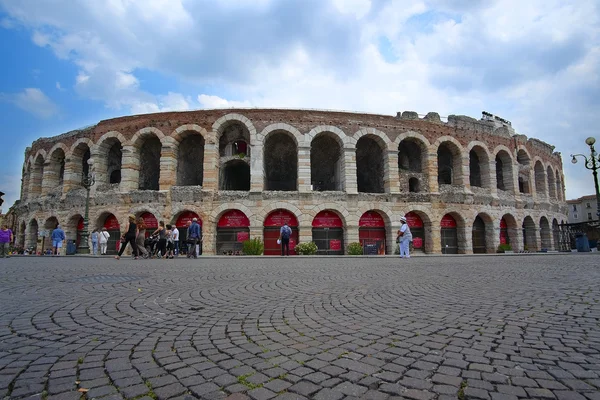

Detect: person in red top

[0,224,14,258]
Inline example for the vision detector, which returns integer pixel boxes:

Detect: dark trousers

[157,239,167,257]
[281,238,290,256]
[187,238,198,257]
[118,235,138,257]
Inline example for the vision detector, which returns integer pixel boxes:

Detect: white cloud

[197,94,252,109]
[0,174,23,212]
[1,88,59,119]
[55,81,65,91]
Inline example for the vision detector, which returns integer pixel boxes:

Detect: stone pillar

[489,222,500,254]
[120,145,139,192]
[430,225,441,253]
[41,161,56,196]
[203,143,218,191]
[385,150,400,194]
[28,165,43,198]
[344,147,357,194]
[298,146,311,192]
[250,145,264,192]
[62,158,80,195]
[426,151,439,193]
[159,139,178,190]
[487,161,498,197]
[202,222,216,255]
[298,225,312,245]
[511,226,523,253]
[346,224,359,253]
[388,224,398,255]
[460,155,469,190]
[459,223,472,254]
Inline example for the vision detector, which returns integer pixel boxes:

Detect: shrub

[242,238,264,255]
[347,242,363,255]
[497,243,512,253]
[295,242,318,255]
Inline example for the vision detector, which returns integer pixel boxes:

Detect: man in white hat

[397,216,413,258]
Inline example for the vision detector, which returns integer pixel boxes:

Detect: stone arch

[468,143,492,188]
[65,213,84,246]
[27,218,39,250]
[355,133,387,193]
[209,204,255,225]
[311,131,345,191]
[438,210,468,254]
[129,127,166,148]
[69,138,94,187]
[534,160,546,198]
[300,204,350,227]
[29,152,46,197]
[500,213,519,251]
[355,206,393,226]
[259,123,304,147]
[212,113,258,146]
[540,216,552,250]
[495,148,515,193]
[435,138,464,186]
[352,127,392,148]
[46,146,67,190]
[517,148,532,194]
[398,135,428,173]
[306,125,350,147]
[264,130,298,191]
[129,205,164,224]
[18,220,26,248]
[96,131,126,185]
[547,165,556,199]
[402,207,434,253]
[472,212,494,253]
[256,203,303,228]
[522,215,538,251]
[174,128,205,187]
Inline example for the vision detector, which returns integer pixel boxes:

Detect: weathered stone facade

[14,109,567,255]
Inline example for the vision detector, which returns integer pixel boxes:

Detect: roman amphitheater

[13,109,567,255]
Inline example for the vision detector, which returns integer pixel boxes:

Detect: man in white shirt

[172,226,179,256]
[398,216,413,258]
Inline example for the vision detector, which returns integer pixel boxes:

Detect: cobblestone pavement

[1,254,600,400]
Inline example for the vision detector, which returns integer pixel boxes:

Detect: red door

[264,209,298,255]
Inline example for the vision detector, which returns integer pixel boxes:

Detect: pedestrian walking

[165,224,175,259]
[0,224,13,258]
[135,217,149,259]
[99,228,110,255]
[115,215,138,260]
[51,225,66,256]
[279,222,292,256]
[152,221,167,258]
[187,218,201,258]
[397,217,412,258]
[172,225,179,256]
[91,229,99,256]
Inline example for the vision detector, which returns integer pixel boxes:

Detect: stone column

[385,150,400,194]
[459,155,469,191]
[62,158,80,195]
[159,139,178,190]
[489,222,500,254]
[41,161,56,196]
[298,146,311,192]
[485,161,498,196]
[120,145,139,192]
[459,223,472,254]
[430,225,441,253]
[298,225,312,245]
[28,165,43,198]
[346,224,359,253]
[250,145,264,192]
[426,151,439,193]
[203,143,218,191]
[344,147,357,194]
[511,226,523,253]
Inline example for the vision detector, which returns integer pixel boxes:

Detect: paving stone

[313,388,345,400]
[464,387,491,400]
[288,381,321,396]
[525,388,557,399]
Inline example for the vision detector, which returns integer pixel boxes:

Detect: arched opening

[28,219,38,253]
[264,209,299,255]
[440,214,458,254]
[495,150,514,193]
[71,143,91,187]
[437,142,462,186]
[173,211,201,256]
[219,122,251,158]
[469,150,482,188]
[139,212,158,238]
[522,216,537,251]
[216,210,250,255]
[138,136,161,190]
[220,160,250,191]
[517,150,531,194]
[30,155,45,196]
[500,217,510,248]
[547,166,556,199]
[311,133,344,191]
[540,217,552,250]
[43,217,59,253]
[552,219,560,251]
[398,139,422,172]
[312,210,344,255]
[101,214,120,255]
[534,161,546,197]
[22,163,31,200]
[472,216,487,254]
[408,177,420,193]
[47,148,66,189]
[264,132,297,191]
[359,211,387,255]
[101,139,123,185]
[66,214,84,249]
[357,136,385,193]
[177,134,204,186]
[405,212,428,253]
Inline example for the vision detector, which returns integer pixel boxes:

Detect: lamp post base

[77,245,90,255]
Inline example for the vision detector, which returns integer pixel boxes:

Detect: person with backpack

[187,218,201,258]
[279,222,292,256]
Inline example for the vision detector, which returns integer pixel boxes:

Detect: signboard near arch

[440,214,458,254]
[264,209,298,255]
[217,210,250,255]
[312,210,344,255]
[103,214,120,255]
[500,218,509,245]
[405,212,425,252]
[359,211,386,255]
[76,216,84,248]
[140,212,158,238]
[175,211,201,255]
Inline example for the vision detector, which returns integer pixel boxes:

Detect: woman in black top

[153,221,167,258]
[115,215,139,260]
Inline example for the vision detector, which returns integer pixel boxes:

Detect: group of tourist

[114,215,202,260]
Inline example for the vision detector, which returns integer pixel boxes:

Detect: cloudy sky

[0,0,598,210]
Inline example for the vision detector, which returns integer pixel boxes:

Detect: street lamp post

[571,137,600,220]
[78,173,96,254]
